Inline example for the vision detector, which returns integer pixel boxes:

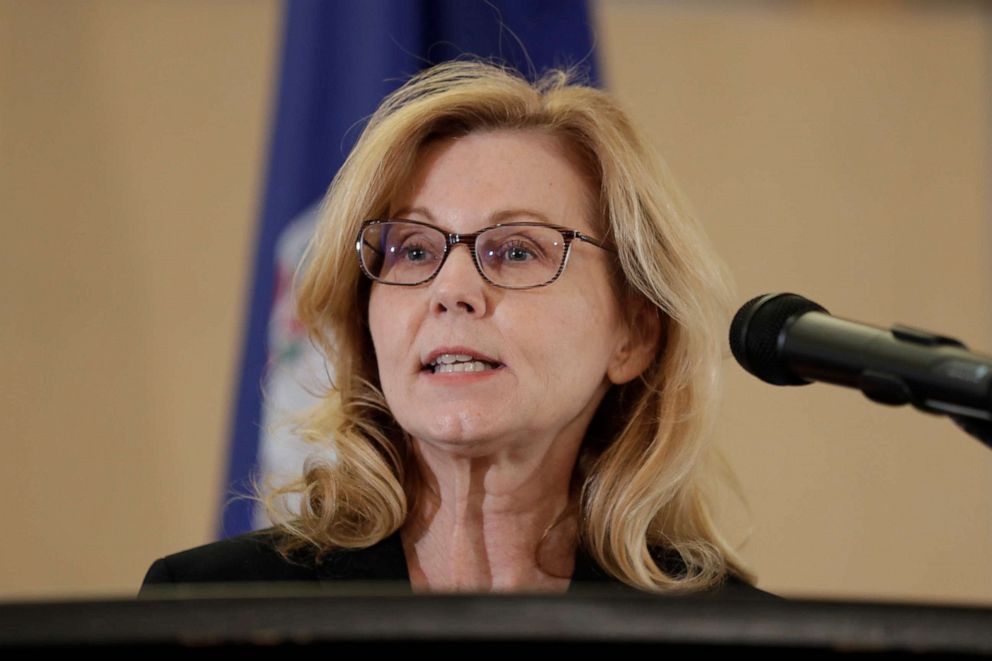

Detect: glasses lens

[477,225,566,288]
[360,221,446,284]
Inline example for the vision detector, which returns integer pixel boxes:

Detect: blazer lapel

[315,531,410,583]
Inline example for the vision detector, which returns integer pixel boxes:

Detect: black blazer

[140,527,779,600]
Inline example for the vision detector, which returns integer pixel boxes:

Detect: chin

[404,413,507,452]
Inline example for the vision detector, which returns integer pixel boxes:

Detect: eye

[384,232,440,266]
[499,240,537,262]
[492,238,546,265]
[398,241,432,262]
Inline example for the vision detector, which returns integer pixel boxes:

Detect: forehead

[390,129,598,232]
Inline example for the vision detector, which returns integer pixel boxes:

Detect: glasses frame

[356,218,615,290]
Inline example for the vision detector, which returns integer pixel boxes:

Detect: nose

[428,244,488,316]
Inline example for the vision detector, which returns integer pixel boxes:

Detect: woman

[142,60,767,596]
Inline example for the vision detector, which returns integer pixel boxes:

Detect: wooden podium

[2,586,990,654]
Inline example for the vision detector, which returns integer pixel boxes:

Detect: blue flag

[223,0,599,538]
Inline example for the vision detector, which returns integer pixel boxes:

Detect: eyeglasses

[356,219,614,290]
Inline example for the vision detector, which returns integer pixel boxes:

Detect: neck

[400,435,581,592]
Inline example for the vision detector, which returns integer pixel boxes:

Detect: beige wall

[0,0,281,597]
[1,0,989,604]
[598,0,992,604]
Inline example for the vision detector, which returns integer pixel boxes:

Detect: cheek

[367,286,406,370]
[367,287,386,358]
[514,285,620,384]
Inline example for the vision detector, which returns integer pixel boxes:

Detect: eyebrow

[391,206,554,227]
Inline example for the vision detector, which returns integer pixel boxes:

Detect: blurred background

[1,0,989,605]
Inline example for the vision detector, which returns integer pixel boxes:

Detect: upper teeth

[429,353,496,373]
[432,353,476,366]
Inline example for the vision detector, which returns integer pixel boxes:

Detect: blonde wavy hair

[259,60,753,592]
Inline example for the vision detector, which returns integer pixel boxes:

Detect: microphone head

[730,293,829,385]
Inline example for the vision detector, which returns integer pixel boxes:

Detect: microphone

[729,293,992,423]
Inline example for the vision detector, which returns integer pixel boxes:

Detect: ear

[606,301,664,385]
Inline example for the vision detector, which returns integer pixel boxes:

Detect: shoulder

[139,528,319,593]
[572,544,783,600]
[653,546,784,601]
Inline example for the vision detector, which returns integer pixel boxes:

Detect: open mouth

[423,353,503,375]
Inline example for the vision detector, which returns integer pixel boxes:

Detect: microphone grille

[729,293,828,385]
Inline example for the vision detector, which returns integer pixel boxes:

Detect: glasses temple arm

[362,238,384,255]
[574,231,616,252]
